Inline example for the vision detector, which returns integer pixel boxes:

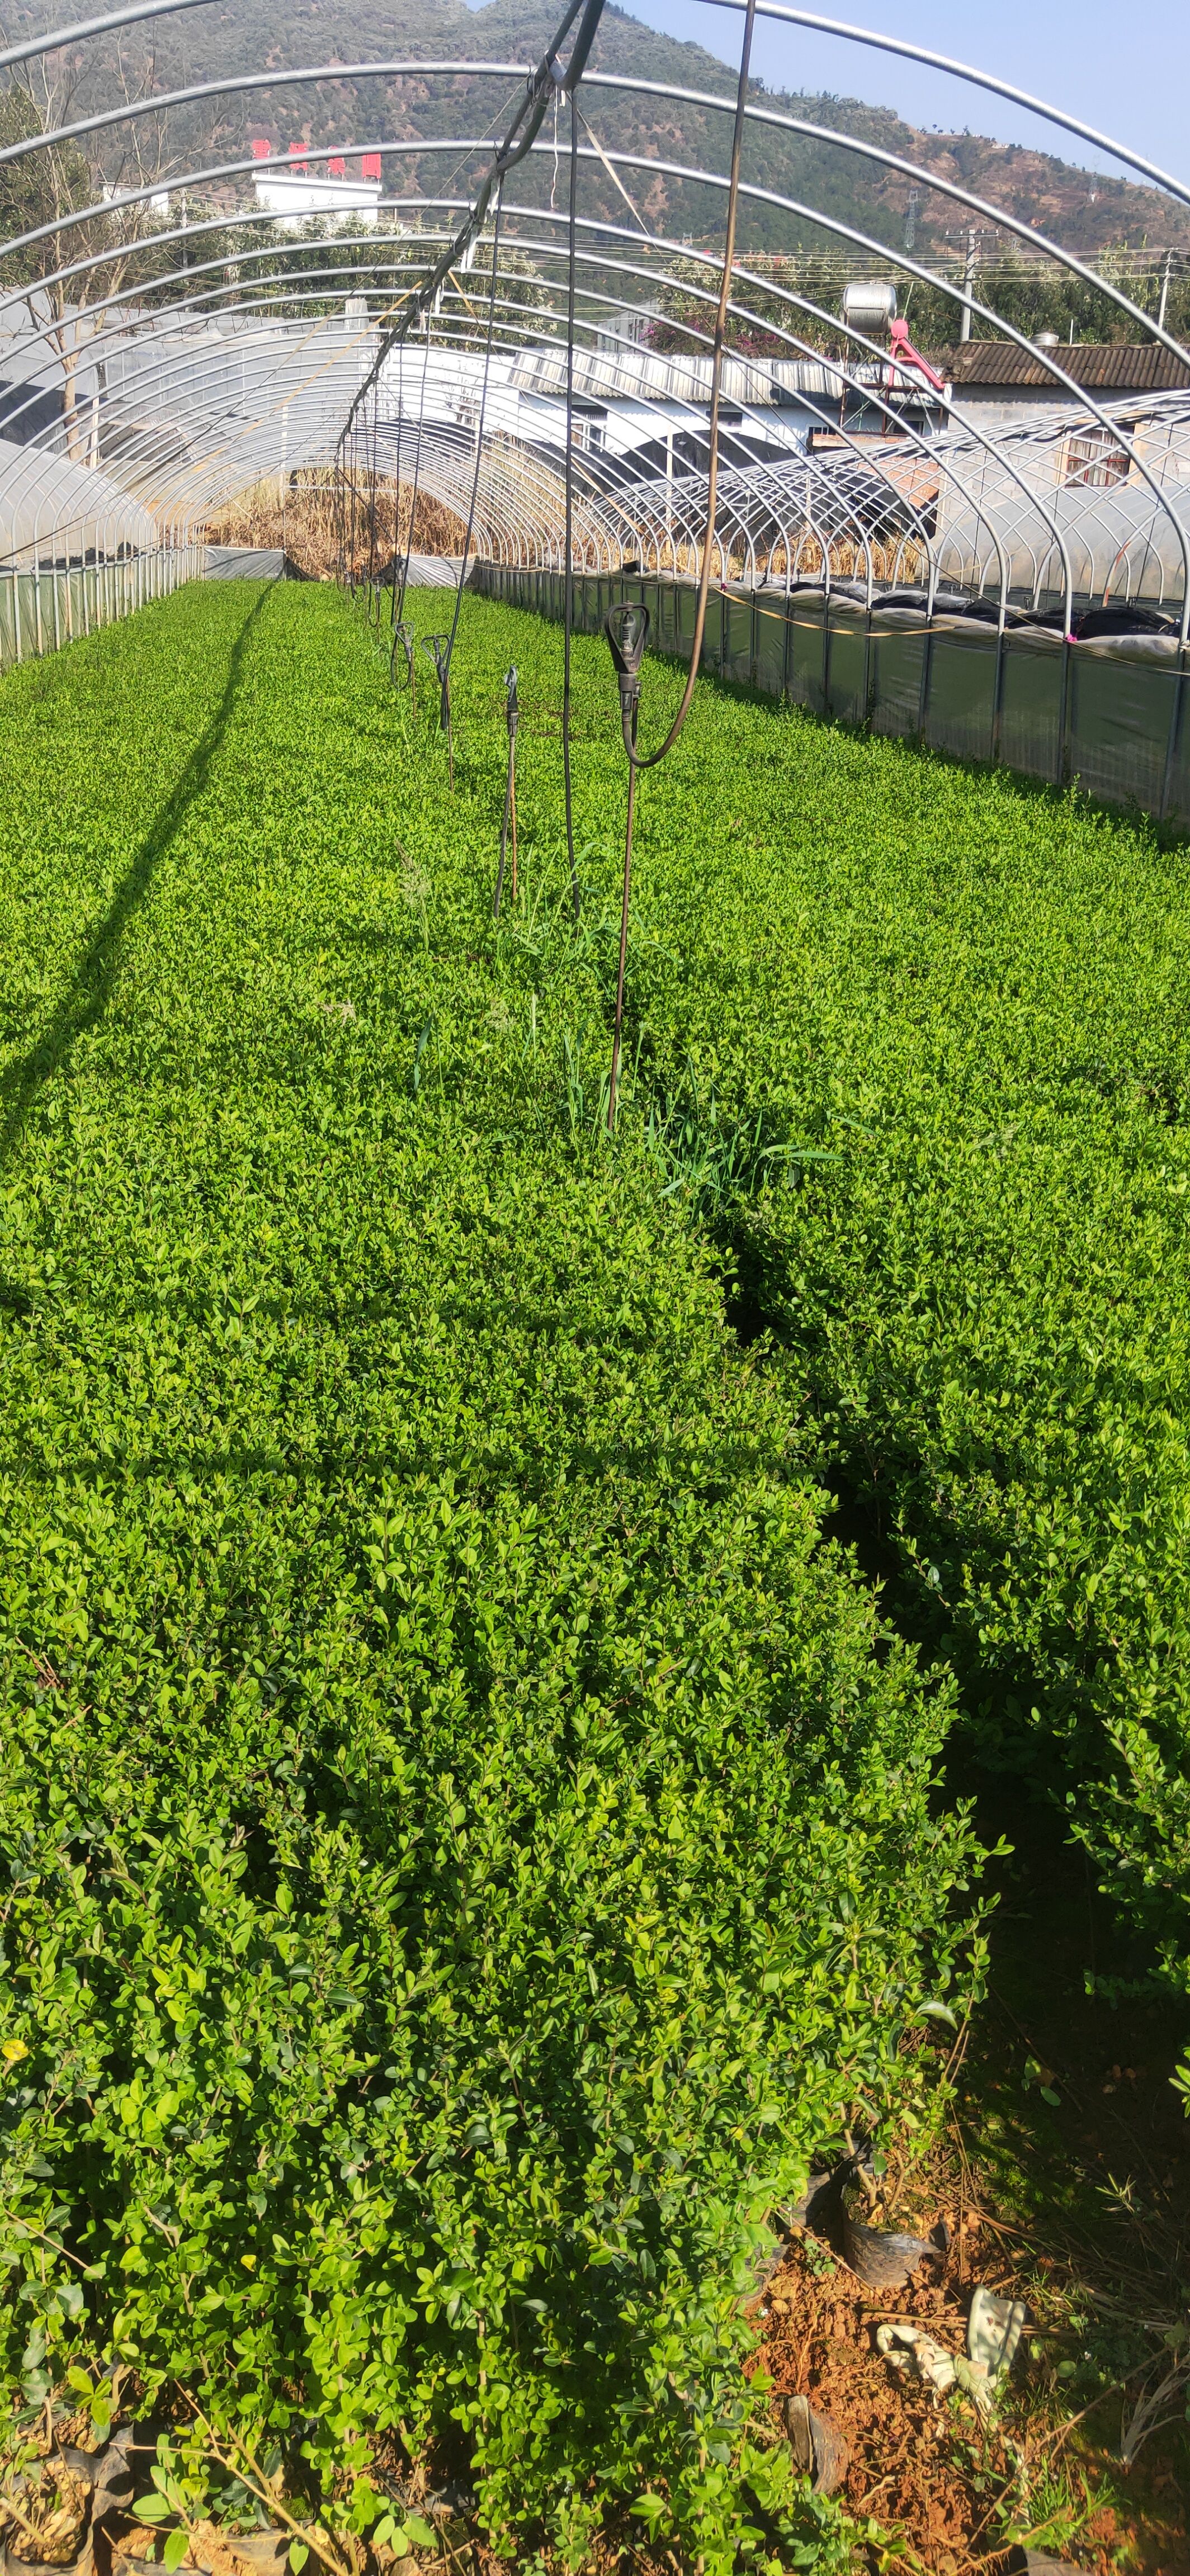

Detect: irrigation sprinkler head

[604,602,650,721]
[391,619,416,698]
[422,632,450,688]
[421,633,455,783]
[504,663,519,735]
[422,630,453,732]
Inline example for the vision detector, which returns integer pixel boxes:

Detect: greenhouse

[1,1,1189,2570]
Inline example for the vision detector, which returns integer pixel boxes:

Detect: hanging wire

[494,661,519,916]
[574,100,651,236]
[343,0,608,433]
[437,183,506,742]
[604,602,649,1129]
[601,0,756,1130]
[393,618,417,707]
[388,345,404,637]
[394,311,432,633]
[617,0,757,772]
[366,369,381,618]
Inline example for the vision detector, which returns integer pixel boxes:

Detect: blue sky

[469,0,1189,195]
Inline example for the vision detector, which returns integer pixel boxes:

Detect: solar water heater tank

[840,280,899,335]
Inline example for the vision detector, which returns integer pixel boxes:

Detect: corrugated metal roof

[510,348,895,405]
[937,341,1190,390]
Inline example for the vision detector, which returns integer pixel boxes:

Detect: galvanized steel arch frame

[0,0,1186,654]
[0,159,1139,619]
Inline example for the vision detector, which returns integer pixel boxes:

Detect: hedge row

[0,583,984,2570]
[554,615,1190,2002]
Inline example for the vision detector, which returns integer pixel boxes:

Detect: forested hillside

[2,0,1188,258]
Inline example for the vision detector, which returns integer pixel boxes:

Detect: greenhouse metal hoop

[0,0,1186,818]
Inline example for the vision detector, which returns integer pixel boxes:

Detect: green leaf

[163,2530,188,2573]
[632,2494,672,2539]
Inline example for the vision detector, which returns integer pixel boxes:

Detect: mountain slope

[3,0,1188,260]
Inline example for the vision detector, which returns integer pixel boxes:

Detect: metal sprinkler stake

[494,664,520,918]
[391,619,416,708]
[603,602,650,1131]
[421,633,455,788]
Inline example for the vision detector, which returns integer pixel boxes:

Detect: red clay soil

[742,2169,1190,2576]
[747,2208,1005,2570]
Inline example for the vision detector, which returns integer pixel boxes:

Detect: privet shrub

[573,630,1190,1999]
[0,584,983,2570]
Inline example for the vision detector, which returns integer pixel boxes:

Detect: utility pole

[1158,247,1174,333]
[959,228,977,343]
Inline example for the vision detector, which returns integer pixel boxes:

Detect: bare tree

[0,40,173,462]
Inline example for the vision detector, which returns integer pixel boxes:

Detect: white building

[252,173,381,230]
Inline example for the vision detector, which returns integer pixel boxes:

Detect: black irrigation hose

[561,92,580,924]
[493,662,519,918]
[343,0,607,434]
[604,603,648,1131]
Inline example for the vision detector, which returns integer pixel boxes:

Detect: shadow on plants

[0,581,275,1166]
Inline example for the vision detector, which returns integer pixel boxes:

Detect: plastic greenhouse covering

[0,0,1188,817]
